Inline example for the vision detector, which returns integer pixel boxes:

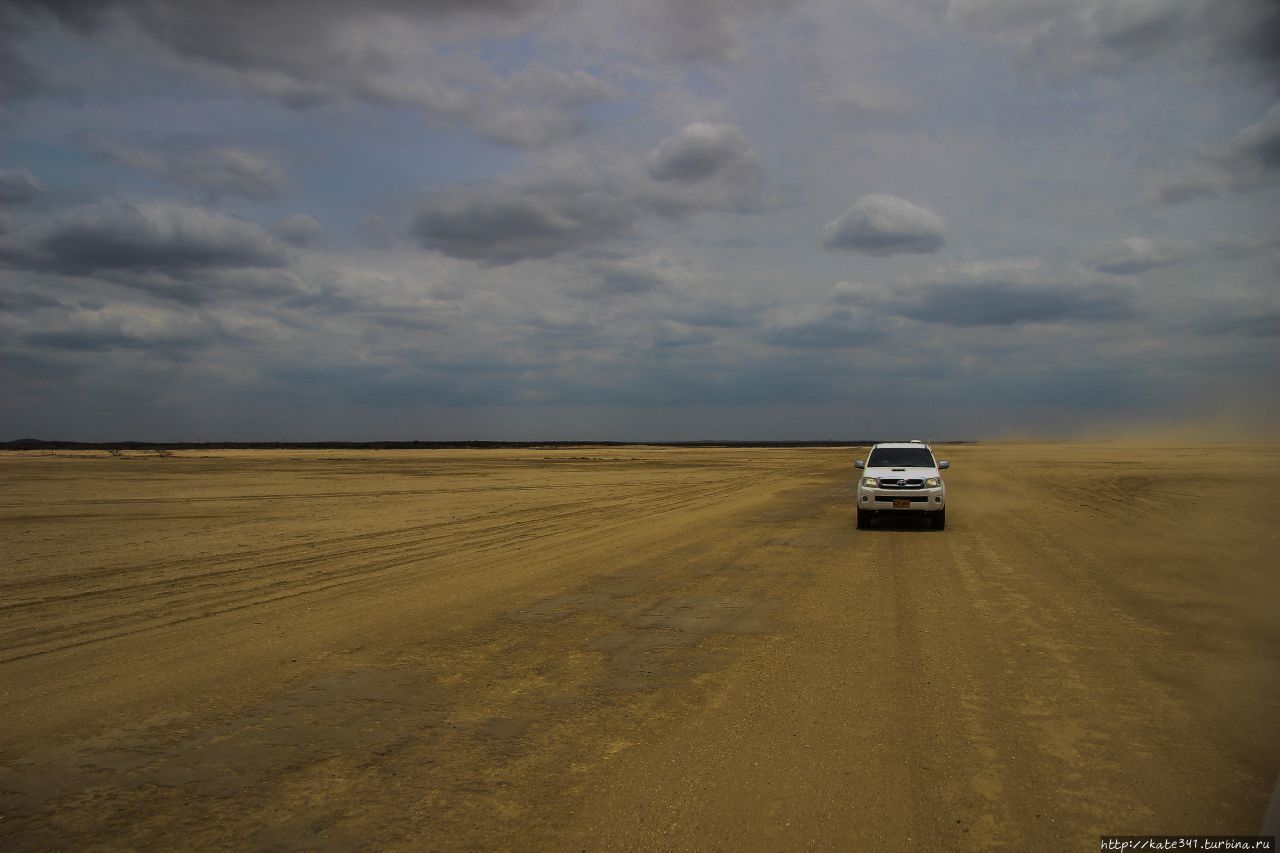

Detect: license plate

[892,499,910,509]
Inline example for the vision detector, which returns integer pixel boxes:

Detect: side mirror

[938,461,950,469]
[854,460,865,469]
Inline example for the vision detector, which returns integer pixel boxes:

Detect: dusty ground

[0,443,1276,850]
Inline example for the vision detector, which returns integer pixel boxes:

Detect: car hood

[863,466,940,479]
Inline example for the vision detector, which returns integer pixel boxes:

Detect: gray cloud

[166,148,287,202]
[1150,178,1218,206]
[646,122,759,182]
[667,301,760,329]
[0,40,41,100]
[573,265,669,300]
[639,0,800,63]
[1091,234,1274,274]
[412,126,771,264]
[1189,308,1280,338]
[5,201,289,277]
[15,302,235,357]
[822,194,947,256]
[652,322,715,348]
[0,167,44,205]
[25,326,203,354]
[1225,102,1280,170]
[3,0,551,59]
[270,213,326,247]
[1090,237,1189,275]
[465,67,621,148]
[761,305,884,349]
[85,136,287,201]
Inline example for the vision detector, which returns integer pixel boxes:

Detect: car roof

[871,442,932,449]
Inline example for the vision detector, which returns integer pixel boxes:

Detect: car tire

[930,509,946,530]
[856,508,870,529]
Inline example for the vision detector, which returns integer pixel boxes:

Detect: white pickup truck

[854,441,949,530]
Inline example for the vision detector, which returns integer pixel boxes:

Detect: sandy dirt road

[1,444,1277,850]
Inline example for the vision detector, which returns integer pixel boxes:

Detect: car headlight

[862,477,878,487]
[925,477,940,487]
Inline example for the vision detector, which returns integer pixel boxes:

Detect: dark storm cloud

[2,0,613,148]
[645,122,759,183]
[821,194,947,256]
[0,168,45,205]
[410,181,636,265]
[270,213,326,247]
[85,137,287,202]
[4,201,289,276]
[832,271,1136,327]
[0,285,65,314]
[895,282,1134,326]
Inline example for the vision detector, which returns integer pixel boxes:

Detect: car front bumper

[857,487,946,513]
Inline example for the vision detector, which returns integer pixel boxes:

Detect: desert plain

[0,442,1277,850]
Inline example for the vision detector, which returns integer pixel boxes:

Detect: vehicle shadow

[857,516,942,532]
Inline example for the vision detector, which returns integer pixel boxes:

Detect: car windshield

[867,447,935,468]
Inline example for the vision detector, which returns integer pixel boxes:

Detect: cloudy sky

[2,0,1277,441]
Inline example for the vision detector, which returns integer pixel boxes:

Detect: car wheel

[930,509,946,530]
[856,508,870,529]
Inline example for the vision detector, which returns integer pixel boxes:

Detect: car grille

[875,478,924,489]
[875,494,928,502]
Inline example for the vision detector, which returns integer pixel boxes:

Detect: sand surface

[1,443,1277,849]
